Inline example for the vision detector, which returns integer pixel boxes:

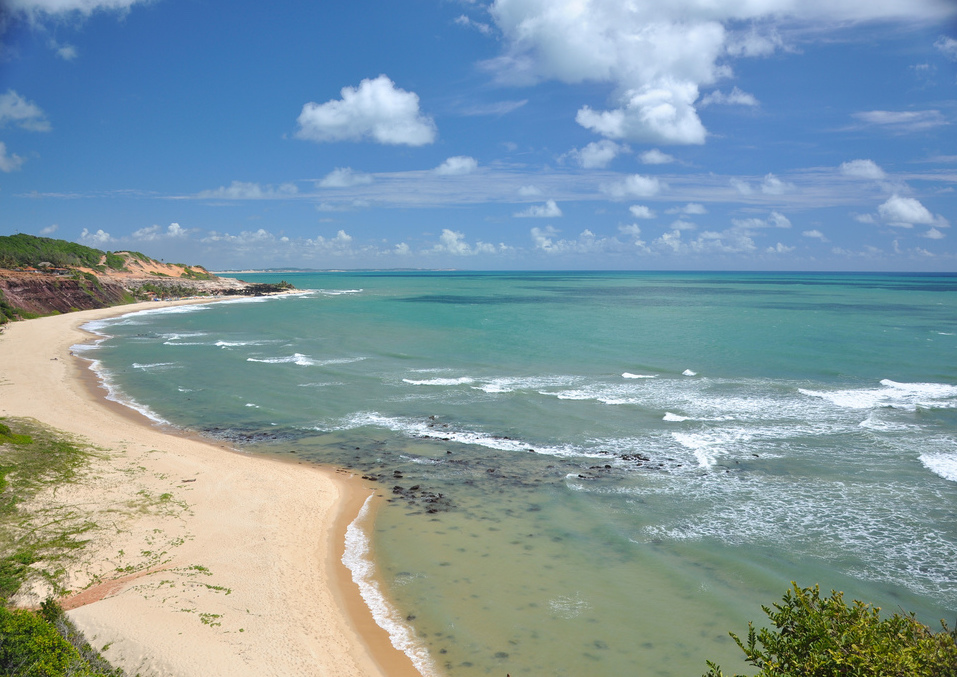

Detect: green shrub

[705,583,957,677]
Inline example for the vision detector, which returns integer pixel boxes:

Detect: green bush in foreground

[0,601,123,676]
[705,583,957,677]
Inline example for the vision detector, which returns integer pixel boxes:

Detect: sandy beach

[0,301,420,677]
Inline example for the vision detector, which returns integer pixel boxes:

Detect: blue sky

[1,0,956,271]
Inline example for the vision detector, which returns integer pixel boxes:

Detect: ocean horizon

[77,270,957,676]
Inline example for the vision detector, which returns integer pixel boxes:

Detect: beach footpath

[0,301,418,677]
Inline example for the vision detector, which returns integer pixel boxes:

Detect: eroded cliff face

[0,273,132,317]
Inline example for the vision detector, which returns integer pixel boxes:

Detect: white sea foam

[672,429,753,468]
[215,340,275,348]
[337,412,594,458]
[473,375,580,394]
[247,353,316,366]
[800,379,957,411]
[920,451,957,483]
[663,412,689,422]
[342,495,438,677]
[75,357,170,425]
[622,372,656,379]
[682,369,697,376]
[131,362,179,370]
[403,377,475,386]
[245,403,260,408]
[318,288,363,296]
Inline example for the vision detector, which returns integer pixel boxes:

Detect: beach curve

[0,301,421,677]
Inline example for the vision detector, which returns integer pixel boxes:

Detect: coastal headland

[0,300,422,677]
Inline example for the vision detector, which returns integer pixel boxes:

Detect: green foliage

[102,252,126,271]
[0,234,106,271]
[705,583,957,677]
[0,419,93,602]
[0,603,124,676]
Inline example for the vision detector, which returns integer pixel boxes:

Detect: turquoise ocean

[78,271,957,676]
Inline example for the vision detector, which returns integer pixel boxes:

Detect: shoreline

[0,300,423,677]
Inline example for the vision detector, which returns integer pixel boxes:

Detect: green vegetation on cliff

[0,234,126,272]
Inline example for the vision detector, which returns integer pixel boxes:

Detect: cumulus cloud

[318,167,374,188]
[431,229,498,256]
[803,229,828,241]
[0,90,51,132]
[601,174,665,198]
[935,36,957,61]
[639,148,674,165]
[484,1,954,146]
[878,194,949,228]
[852,110,947,133]
[435,156,478,175]
[652,227,757,256]
[761,173,794,195]
[565,140,626,168]
[296,75,436,146]
[698,87,758,107]
[766,242,794,254]
[732,210,791,230]
[667,203,707,215]
[518,185,543,197]
[840,159,886,180]
[39,224,58,235]
[0,142,24,172]
[515,199,562,218]
[730,178,753,195]
[196,181,298,200]
[923,227,945,239]
[629,204,655,219]
[576,80,708,145]
[79,228,113,245]
[132,222,190,241]
[531,226,630,255]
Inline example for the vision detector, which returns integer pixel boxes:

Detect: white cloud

[731,178,753,195]
[639,149,674,165]
[435,156,478,175]
[0,142,24,172]
[629,204,655,219]
[196,181,298,200]
[652,227,757,255]
[39,224,58,235]
[132,222,190,241]
[455,14,492,35]
[878,194,948,228]
[577,80,707,145]
[923,227,945,239]
[530,226,630,255]
[515,199,562,218]
[699,87,758,107]
[318,167,374,188]
[601,174,665,198]
[79,228,113,245]
[0,90,51,132]
[458,100,528,116]
[565,140,626,168]
[518,185,542,197]
[6,0,149,16]
[766,242,795,254]
[307,230,354,252]
[296,75,436,146]
[854,213,877,224]
[669,219,697,231]
[935,36,957,61]
[761,173,794,195]
[732,210,791,230]
[852,110,948,133]
[485,1,954,147]
[394,242,411,256]
[431,229,498,256]
[802,229,828,241]
[840,159,886,180]
[666,203,707,215]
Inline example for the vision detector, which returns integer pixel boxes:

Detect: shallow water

[81,272,957,676]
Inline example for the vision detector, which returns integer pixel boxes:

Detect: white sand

[0,302,417,677]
